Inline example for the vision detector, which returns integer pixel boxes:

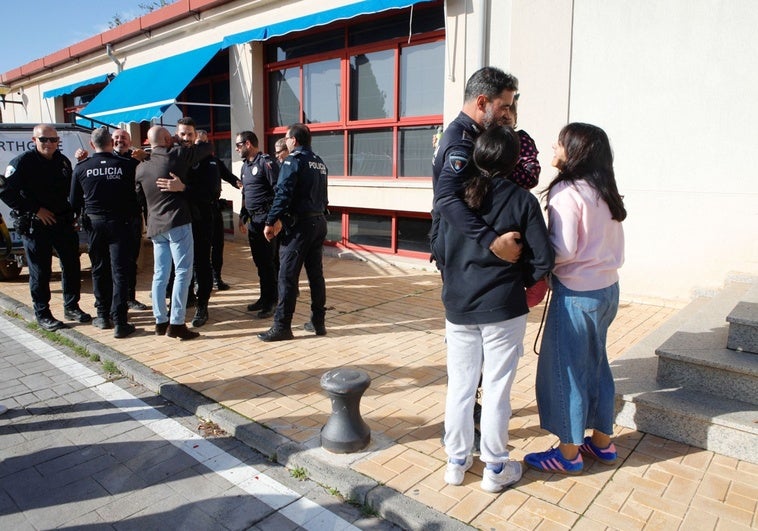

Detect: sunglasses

[38,137,60,143]
[235,141,246,148]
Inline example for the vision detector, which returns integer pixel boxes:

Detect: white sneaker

[444,455,473,485]
[481,460,522,492]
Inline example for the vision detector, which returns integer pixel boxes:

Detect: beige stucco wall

[4,0,757,302]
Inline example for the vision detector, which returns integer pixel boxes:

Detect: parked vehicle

[0,123,92,280]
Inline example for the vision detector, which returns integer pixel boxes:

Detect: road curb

[0,291,472,530]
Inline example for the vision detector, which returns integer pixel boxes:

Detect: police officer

[195,129,242,292]
[0,124,91,331]
[236,130,279,319]
[177,117,215,328]
[75,129,148,311]
[431,66,522,266]
[259,123,328,342]
[70,127,138,338]
[113,128,150,311]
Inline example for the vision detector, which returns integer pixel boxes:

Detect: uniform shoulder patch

[448,150,470,174]
[5,165,16,178]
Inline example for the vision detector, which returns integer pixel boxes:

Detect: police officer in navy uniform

[176,117,215,328]
[70,127,138,338]
[431,66,523,266]
[258,123,328,342]
[235,130,279,319]
[0,124,91,331]
[196,129,242,292]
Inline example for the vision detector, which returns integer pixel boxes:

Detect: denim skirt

[535,277,619,444]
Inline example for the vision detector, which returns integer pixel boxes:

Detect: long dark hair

[544,123,626,221]
[465,125,521,210]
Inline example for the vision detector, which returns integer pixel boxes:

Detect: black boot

[114,323,136,338]
[192,305,209,327]
[167,324,200,341]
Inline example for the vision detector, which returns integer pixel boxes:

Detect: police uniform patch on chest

[448,151,470,173]
[252,166,259,175]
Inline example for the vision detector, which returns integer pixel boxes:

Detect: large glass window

[397,217,432,253]
[349,50,395,121]
[399,126,437,177]
[349,129,392,177]
[325,209,432,258]
[311,131,345,177]
[348,213,392,248]
[400,41,444,117]
[265,4,443,179]
[269,68,300,127]
[304,59,341,124]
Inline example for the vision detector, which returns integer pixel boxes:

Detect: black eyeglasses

[38,137,60,143]
[275,150,285,155]
[235,141,245,148]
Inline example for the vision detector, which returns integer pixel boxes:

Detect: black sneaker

[114,323,136,339]
[257,326,293,342]
[127,300,148,311]
[37,315,65,332]
[64,307,92,323]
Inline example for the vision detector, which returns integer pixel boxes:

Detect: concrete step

[615,387,758,464]
[655,280,758,404]
[613,278,758,463]
[726,282,758,354]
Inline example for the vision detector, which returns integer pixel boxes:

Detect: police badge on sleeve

[448,151,470,173]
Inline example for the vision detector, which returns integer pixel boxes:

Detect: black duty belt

[301,211,325,218]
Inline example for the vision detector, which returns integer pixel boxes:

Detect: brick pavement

[0,238,756,530]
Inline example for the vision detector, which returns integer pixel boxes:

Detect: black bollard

[320,368,371,453]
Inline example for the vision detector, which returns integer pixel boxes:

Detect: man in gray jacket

[135,126,210,340]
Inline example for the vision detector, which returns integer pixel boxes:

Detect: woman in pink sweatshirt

[524,123,626,475]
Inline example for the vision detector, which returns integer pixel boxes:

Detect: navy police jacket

[267,146,328,226]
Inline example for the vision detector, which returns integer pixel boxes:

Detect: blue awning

[77,43,221,126]
[43,74,112,99]
[222,0,436,48]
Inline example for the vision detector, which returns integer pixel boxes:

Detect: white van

[0,123,92,280]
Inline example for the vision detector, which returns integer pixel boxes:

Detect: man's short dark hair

[91,126,112,149]
[177,117,197,128]
[464,67,519,102]
[288,123,311,147]
[237,131,258,148]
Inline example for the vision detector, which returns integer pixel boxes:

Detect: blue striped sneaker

[524,447,583,475]
[579,436,618,465]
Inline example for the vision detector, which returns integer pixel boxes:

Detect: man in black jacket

[195,129,241,292]
[1,124,91,331]
[259,123,327,342]
[236,130,279,319]
[70,127,138,338]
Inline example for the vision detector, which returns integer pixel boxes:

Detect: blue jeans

[535,278,619,444]
[151,223,194,325]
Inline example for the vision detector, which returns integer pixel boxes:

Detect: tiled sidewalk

[1,239,756,530]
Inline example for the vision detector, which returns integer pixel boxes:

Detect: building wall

[2,0,756,303]
[567,0,758,301]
